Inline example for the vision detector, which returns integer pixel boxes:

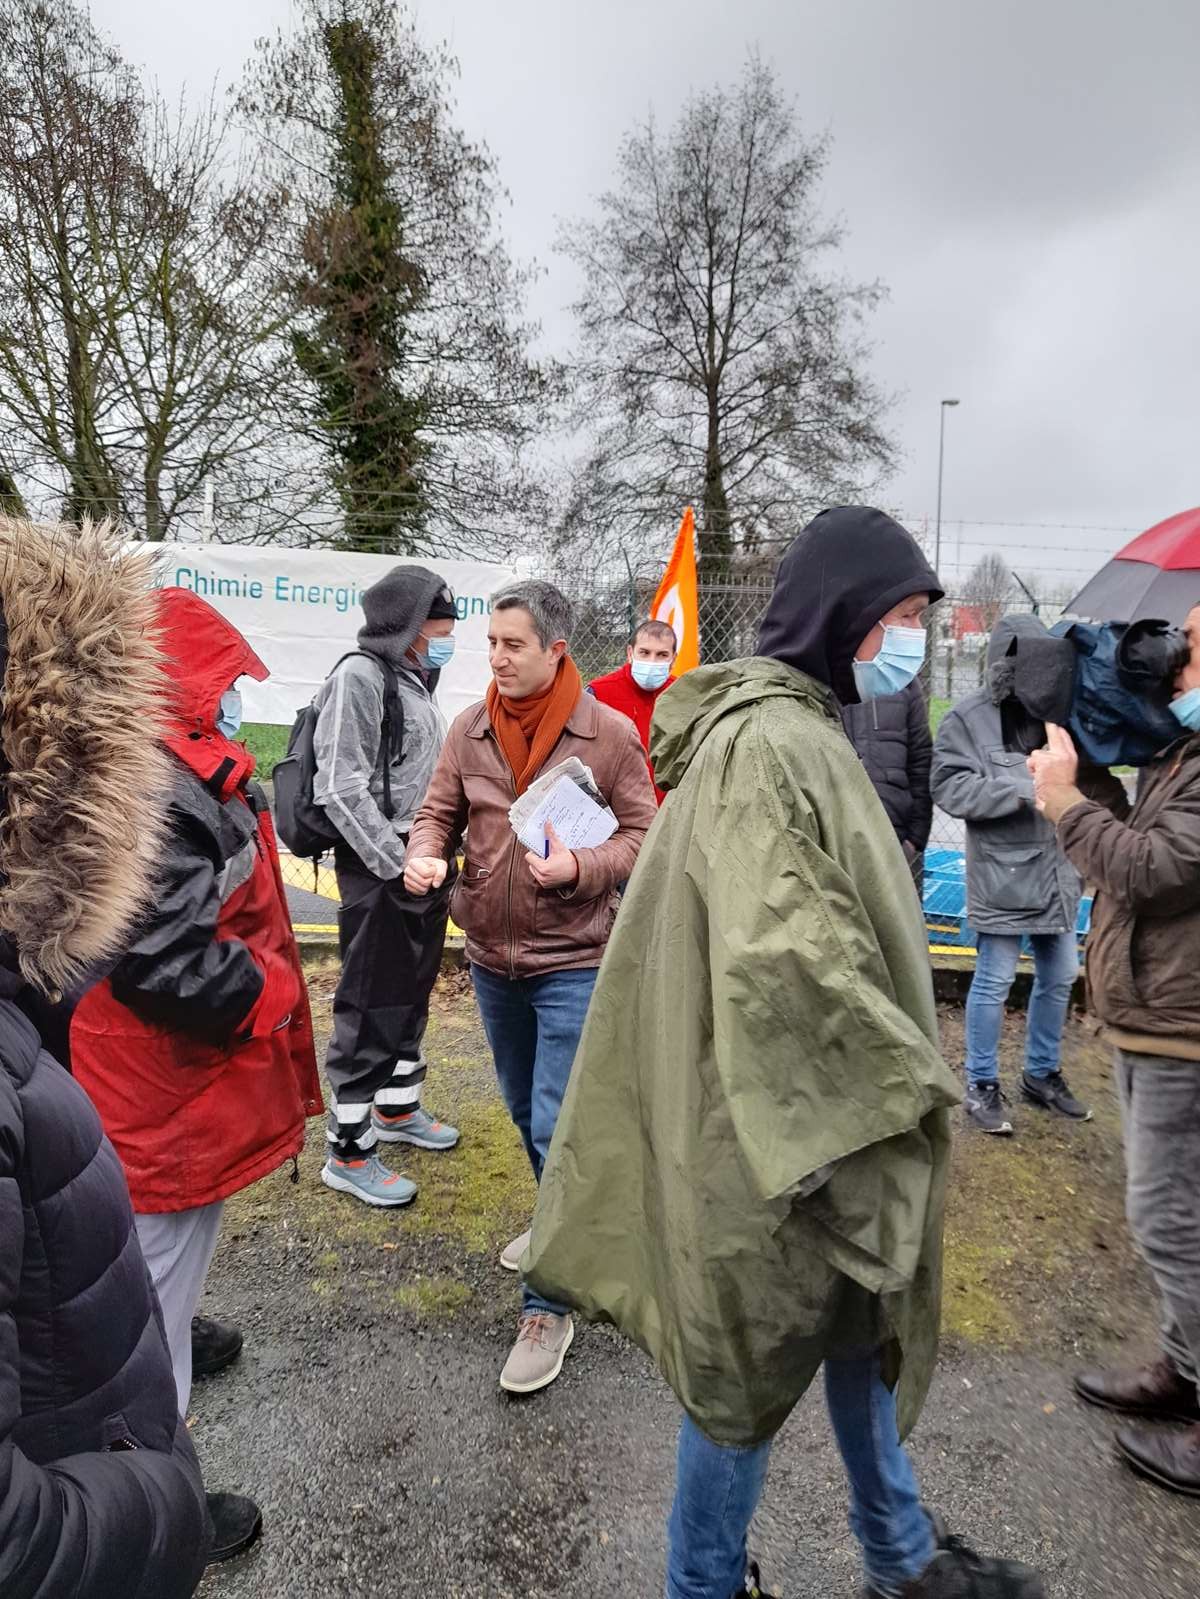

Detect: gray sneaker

[499,1312,574,1394]
[320,1153,417,1207]
[372,1105,461,1150]
[964,1080,1015,1136]
[499,1228,532,1273]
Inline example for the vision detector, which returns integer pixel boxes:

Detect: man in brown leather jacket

[405,579,656,1395]
[1031,601,1200,1498]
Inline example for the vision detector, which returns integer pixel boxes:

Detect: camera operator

[1030,602,1200,1499]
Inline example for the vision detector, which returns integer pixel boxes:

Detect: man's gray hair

[490,579,574,648]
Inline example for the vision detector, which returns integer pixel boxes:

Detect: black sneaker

[1021,1070,1092,1121]
[865,1527,1044,1596]
[963,1081,1014,1136]
[205,1491,263,1565]
[191,1314,244,1378]
[737,1564,779,1599]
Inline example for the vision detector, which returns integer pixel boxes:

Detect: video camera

[999,616,1188,767]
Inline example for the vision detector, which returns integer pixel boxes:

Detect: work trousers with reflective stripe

[325,845,454,1155]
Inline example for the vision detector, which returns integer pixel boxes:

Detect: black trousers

[325,846,454,1155]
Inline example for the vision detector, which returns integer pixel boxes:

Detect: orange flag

[651,507,700,674]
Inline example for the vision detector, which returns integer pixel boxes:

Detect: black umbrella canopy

[1067,508,1200,626]
[1067,560,1200,627]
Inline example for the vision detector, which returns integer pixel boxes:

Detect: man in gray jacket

[314,564,461,1206]
[932,616,1090,1135]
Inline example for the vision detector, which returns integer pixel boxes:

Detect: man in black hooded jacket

[0,517,208,1598]
[842,679,934,894]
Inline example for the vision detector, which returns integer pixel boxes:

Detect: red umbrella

[1068,507,1200,626]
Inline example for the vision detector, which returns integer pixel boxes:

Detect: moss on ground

[938,1006,1151,1355]
[392,1276,473,1318]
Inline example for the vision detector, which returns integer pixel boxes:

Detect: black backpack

[273,651,405,867]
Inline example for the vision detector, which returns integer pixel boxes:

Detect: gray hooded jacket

[313,565,453,881]
[931,616,1081,936]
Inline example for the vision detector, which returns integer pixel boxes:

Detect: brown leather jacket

[407,691,658,979]
[1049,733,1200,1059]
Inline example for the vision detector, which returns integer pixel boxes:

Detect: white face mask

[852,626,927,701]
[631,660,671,691]
[216,687,243,738]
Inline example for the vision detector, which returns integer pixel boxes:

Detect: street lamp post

[930,398,959,700]
[933,397,959,578]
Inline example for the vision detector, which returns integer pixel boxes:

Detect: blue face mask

[631,660,671,691]
[416,634,456,671]
[852,626,927,702]
[1170,686,1200,732]
[216,687,243,739]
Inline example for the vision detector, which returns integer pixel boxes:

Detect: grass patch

[223,996,535,1269]
[937,1016,1150,1356]
[929,697,951,736]
[242,720,290,778]
[393,1276,473,1318]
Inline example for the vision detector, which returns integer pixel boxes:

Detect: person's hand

[1028,722,1080,811]
[405,855,448,894]
[525,822,580,889]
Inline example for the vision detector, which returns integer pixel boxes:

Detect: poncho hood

[650,656,836,793]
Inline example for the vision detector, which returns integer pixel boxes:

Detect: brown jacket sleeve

[1057,774,1200,916]
[407,723,468,862]
[564,718,658,902]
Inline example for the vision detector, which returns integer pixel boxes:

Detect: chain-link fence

[275,582,1052,944]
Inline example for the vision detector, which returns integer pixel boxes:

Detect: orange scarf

[487,656,583,795]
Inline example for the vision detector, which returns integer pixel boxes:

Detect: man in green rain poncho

[526,509,1045,1599]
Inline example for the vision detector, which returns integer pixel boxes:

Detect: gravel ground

[192,978,1200,1598]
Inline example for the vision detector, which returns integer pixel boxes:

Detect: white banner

[154,543,515,726]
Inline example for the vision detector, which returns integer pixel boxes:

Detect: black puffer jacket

[0,965,208,1597]
[841,679,934,853]
[0,519,207,1596]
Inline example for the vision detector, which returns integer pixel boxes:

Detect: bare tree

[557,56,894,648]
[963,551,1014,637]
[0,0,299,539]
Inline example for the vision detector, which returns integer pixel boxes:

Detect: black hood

[756,507,943,704]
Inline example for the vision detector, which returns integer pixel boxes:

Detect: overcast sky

[92,0,1200,586]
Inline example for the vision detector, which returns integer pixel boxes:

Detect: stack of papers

[508,758,618,854]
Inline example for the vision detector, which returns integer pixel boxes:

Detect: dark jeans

[325,847,453,1155]
[470,963,597,1315]
[1115,1048,1200,1394]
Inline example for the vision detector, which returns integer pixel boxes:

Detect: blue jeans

[666,1355,934,1597]
[964,931,1078,1088]
[470,963,597,1316]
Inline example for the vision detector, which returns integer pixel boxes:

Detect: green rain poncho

[526,647,962,1447]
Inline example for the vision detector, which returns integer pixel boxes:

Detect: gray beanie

[357,564,456,666]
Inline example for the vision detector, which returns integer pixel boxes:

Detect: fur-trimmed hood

[0,518,170,995]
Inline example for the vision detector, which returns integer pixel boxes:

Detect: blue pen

[544,834,551,860]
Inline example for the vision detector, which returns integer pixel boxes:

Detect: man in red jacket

[587,619,677,803]
[70,588,322,1566]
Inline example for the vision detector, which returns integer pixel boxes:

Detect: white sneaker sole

[372,1124,461,1151]
[320,1166,416,1207]
[499,1317,575,1395]
[499,1232,531,1273]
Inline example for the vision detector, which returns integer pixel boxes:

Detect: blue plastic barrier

[923,848,1091,956]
